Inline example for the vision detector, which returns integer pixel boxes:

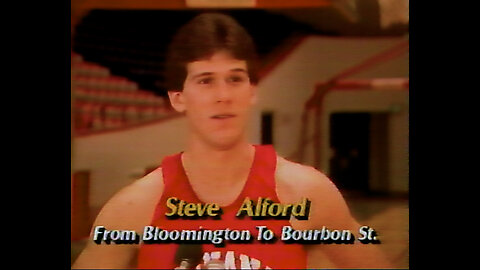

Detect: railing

[292,41,409,168]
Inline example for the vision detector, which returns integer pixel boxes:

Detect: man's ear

[167,90,186,113]
[250,85,258,105]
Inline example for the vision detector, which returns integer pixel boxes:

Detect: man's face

[168,51,257,149]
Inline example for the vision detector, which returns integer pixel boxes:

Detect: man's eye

[198,78,212,84]
[228,76,246,83]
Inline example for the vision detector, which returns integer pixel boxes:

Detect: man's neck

[182,138,255,186]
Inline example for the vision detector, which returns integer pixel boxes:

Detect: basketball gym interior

[70,1,409,268]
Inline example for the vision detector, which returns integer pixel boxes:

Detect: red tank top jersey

[137,145,307,269]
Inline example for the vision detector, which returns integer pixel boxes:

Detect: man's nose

[214,81,232,103]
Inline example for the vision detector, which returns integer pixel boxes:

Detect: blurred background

[70,0,409,268]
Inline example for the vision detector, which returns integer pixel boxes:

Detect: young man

[72,13,392,269]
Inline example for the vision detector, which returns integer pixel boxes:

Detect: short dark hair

[165,13,259,91]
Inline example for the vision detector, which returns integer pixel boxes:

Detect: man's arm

[72,169,164,269]
[276,157,393,268]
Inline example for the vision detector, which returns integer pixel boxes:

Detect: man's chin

[205,133,245,150]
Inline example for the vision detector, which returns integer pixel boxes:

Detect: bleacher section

[71,52,175,135]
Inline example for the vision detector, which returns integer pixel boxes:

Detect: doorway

[329,113,371,192]
[261,111,274,145]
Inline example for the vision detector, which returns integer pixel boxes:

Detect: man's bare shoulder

[93,167,164,231]
[275,156,354,229]
[127,167,164,197]
[275,156,339,202]
[72,168,165,269]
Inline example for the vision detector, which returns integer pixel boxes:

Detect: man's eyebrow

[190,72,213,80]
[230,68,248,73]
[190,68,247,80]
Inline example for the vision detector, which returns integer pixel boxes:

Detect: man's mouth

[211,114,236,119]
